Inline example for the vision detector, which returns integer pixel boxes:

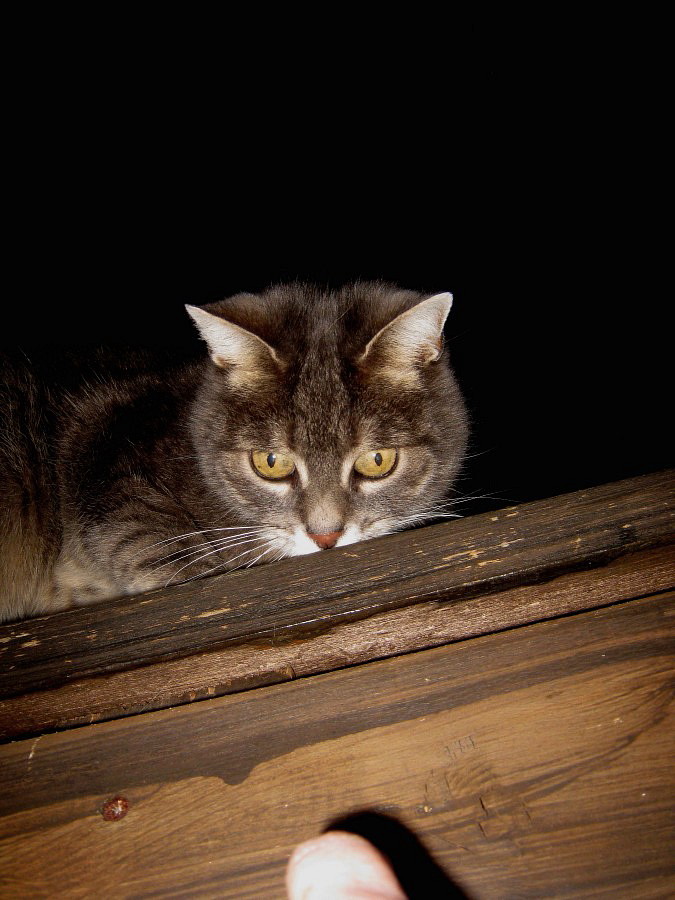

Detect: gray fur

[0,282,468,622]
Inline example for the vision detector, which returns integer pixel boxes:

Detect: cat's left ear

[186,305,282,385]
[359,292,453,377]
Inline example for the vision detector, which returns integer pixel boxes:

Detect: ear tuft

[186,304,281,385]
[359,292,454,379]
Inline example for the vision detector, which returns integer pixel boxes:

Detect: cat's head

[186,282,468,562]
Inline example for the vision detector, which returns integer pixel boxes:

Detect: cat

[0,282,468,622]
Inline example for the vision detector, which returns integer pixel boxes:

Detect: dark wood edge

[1,470,673,703]
[1,544,673,742]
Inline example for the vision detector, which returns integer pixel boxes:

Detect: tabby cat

[0,282,468,622]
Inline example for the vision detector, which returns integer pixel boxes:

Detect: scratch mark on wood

[27,735,43,763]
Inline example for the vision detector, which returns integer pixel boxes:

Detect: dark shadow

[326,810,471,899]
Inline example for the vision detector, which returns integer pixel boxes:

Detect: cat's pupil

[374,452,383,467]
[267,453,276,469]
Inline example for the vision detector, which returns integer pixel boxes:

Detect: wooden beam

[0,471,673,733]
[1,543,672,742]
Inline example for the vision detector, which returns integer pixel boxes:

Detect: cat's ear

[186,305,282,384]
[359,292,453,381]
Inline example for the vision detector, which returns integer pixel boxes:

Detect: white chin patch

[287,525,363,557]
[288,528,321,557]
[336,525,361,547]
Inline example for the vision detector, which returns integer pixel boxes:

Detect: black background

[5,62,668,517]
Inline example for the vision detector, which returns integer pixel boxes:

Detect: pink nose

[307,530,344,549]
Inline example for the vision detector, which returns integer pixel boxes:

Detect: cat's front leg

[59,487,237,606]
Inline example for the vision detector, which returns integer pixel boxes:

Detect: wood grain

[1,593,673,898]
[1,543,673,741]
[1,470,673,702]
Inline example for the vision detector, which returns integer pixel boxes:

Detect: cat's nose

[307,529,344,550]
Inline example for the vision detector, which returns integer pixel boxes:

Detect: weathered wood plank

[1,470,673,703]
[1,544,672,741]
[0,593,673,898]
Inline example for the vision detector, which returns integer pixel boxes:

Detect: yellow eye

[353,448,398,479]
[251,450,296,480]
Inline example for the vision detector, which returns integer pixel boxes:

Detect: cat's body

[0,282,468,622]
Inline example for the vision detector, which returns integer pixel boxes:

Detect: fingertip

[286,831,406,899]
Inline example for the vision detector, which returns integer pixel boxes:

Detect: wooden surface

[1,544,673,742]
[1,470,673,739]
[0,471,674,897]
[1,592,673,898]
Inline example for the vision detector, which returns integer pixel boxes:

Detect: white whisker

[139,525,270,558]
[377,507,464,533]
[151,531,268,568]
[244,540,282,568]
[183,536,281,582]
[165,536,269,585]
[226,537,280,570]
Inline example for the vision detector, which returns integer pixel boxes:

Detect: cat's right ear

[186,305,282,385]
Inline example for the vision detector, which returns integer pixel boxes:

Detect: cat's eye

[353,448,398,479]
[251,450,296,480]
